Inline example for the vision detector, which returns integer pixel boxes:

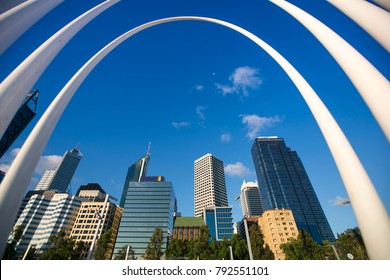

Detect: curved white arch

[269,0,390,142]
[0,16,388,259]
[327,0,390,52]
[0,0,64,55]
[0,0,119,138]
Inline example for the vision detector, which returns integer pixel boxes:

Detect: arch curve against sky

[0,16,388,259]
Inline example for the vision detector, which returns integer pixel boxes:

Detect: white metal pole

[0,0,64,54]
[229,245,234,260]
[243,217,253,260]
[0,0,119,138]
[125,245,130,260]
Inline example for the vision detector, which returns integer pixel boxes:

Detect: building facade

[194,154,228,217]
[13,192,83,255]
[258,209,299,260]
[70,184,122,260]
[204,206,234,241]
[240,181,262,217]
[251,136,335,243]
[35,146,82,193]
[172,216,204,241]
[113,176,176,259]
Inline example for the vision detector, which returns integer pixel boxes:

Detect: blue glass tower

[251,136,335,243]
[204,206,234,241]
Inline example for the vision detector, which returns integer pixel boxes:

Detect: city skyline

[0,0,389,240]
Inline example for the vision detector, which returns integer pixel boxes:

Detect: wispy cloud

[215,66,263,97]
[196,106,206,121]
[171,121,191,129]
[224,162,252,177]
[220,133,231,143]
[195,85,204,91]
[329,196,351,206]
[240,114,282,139]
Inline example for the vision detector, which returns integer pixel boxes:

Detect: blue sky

[0,0,389,237]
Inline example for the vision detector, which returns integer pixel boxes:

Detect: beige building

[258,209,299,260]
[70,184,122,259]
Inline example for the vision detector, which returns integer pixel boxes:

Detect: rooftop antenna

[147,142,151,155]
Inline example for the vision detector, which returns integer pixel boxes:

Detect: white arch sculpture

[0,0,64,55]
[327,0,390,52]
[269,0,390,142]
[0,16,388,259]
[0,0,119,138]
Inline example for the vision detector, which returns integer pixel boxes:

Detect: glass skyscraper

[251,136,335,243]
[35,146,82,193]
[204,206,234,241]
[113,176,176,259]
[240,181,262,217]
[114,150,176,259]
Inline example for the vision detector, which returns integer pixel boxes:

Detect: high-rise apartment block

[240,181,262,217]
[258,209,299,260]
[251,136,335,243]
[35,146,82,193]
[194,154,228,217]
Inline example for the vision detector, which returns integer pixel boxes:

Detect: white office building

[240,180,263,217]
[194,153,228,217]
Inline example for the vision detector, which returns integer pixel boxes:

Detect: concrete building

[240,181,262,217]
[70,183,122,260]
[258,209,299,260]
[13,191,83,255]
[194,153,228,217]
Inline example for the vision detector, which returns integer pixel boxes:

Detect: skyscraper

[119,149,150,207]
[194,153,228,217]
[240,180,262,217]
[251,136,335,243]
[113,176,176,259]
[35,146,82,193]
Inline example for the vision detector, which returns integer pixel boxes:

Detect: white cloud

[220,133,231,143]
[0,147,62,175]
[240,114,282,139]
[195,85,204,91]
[196,106,206,120]
[329,196,351,206]
[171,121,191,128]
[215,66,263,97]
[224,162,252,177]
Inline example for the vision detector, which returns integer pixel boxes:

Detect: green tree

[333,227,368,260]
[217,237,231,260]
[230,234,249,260]
[114,245,135,260]
[280,229,323,260]
[2,225,25,260]
[192,225,211,259]
[40,230,85,260]
[144,226,164,260]
[249,224,275,260]
[93,229,112,260]
[165,238,188,259]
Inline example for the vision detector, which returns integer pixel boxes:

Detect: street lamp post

[243,215,254,260]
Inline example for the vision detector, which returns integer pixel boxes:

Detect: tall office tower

[119,149,150,207]
[113,176,176,259]
[240,181,262,217]
[12,191,83,255]
[0,90,38,159]
[34,146,82,193]
[251,136,335,243]
[70,183,123,260]
[194,153,228,217]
